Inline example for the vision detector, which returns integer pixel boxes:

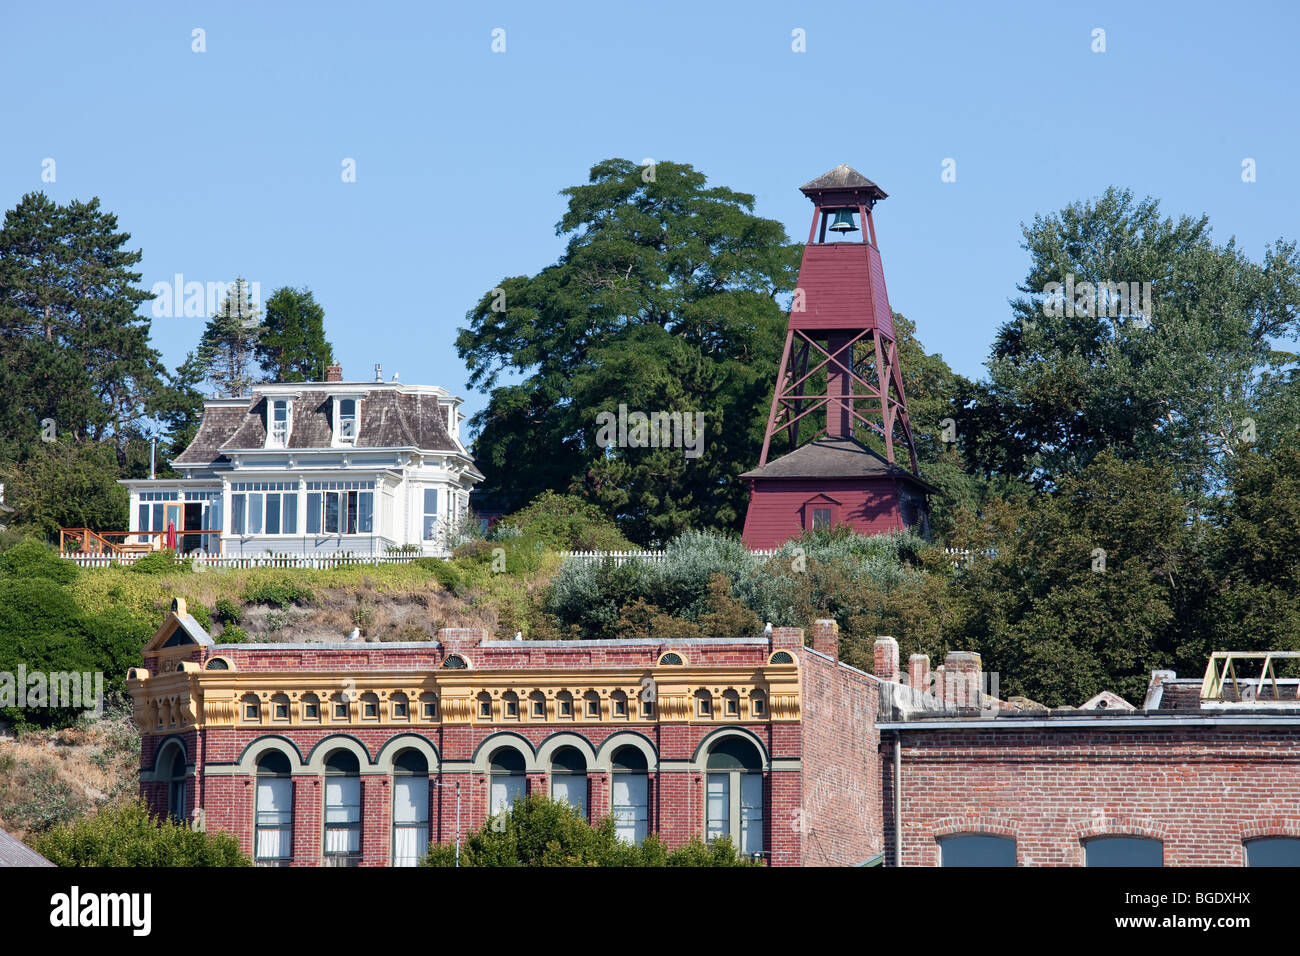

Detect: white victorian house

[121,366,483,556]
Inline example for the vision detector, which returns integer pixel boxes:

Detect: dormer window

[339,399,357,442]
[268,399,290,448]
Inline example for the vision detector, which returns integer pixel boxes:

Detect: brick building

[127,600,882,867]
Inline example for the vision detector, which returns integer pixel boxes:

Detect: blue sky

[3,0,1297,425]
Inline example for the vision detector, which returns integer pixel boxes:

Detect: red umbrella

[166,519,177,551]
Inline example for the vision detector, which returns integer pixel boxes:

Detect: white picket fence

[60,552,425,570]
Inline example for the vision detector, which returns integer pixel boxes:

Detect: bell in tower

[739,164,936,547]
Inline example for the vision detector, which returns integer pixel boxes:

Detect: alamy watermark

[1040,274,1153,325]
[0,667,105,717]
[150,274,262,319]
[595,404,705,459]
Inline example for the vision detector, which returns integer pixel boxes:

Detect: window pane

[740,772,763,855]
[325,492,339,533]
[152,503,164,533]
[282,493,297,534]
[552,774,588,821]
[706,773,729,842]
[1085,837,1162,867]
[424,488,437,514]
[612,773,648,845]
[490,774,525,817]
[248,494,263,534]
[358,492,373,533]
[230,496,245,535]
[307,493,320,534]
[265,494,280,535]
[1246,838,1300,866]
[940,835,1016,867]
[346,491,358,534]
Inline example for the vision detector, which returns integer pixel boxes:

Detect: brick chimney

[908,653,930,693]
[770,626,803,652]
[437,626,487,658]
[812,619,839,660]
[325,365,343,382]
[937,650,982,709]
[872,636,899,682]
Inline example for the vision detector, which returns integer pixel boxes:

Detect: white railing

[61,552,426,570]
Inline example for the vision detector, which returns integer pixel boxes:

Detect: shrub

[413,557,464,596]
[36,800,250,867]
[130,549,183,575]
[213,598,242,625]
[242,578,314,608]
[0,538,78,584]
[187,602,211,629]
[4,763,89,834]
[219,625,249,644]
[496,491,635,551]
[420,793,757,867]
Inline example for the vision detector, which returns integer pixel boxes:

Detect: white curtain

[490,774,525,818]
[612,774,648,845]
[706,773,729,842]
[551,774,588,822]
[255,777,292,861]
[392,775,429,867]
[325,776,361,856]
[740,772,763,856]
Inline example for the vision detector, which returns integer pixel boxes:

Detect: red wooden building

[741,165,934,548]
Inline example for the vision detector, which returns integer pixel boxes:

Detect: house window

[392,750,429,867]
[502,691,519,719]
[750,691,766,717]
[361,693,379,720]
[423,489,438,540]
[419,692,438,719]
[269,400,290,448]
[442,654,468,670]
[306,482,374,535]
[1245,838,1300,866]
[477,692,492,720]
[255,751,293,866]
[557,691,574,718]
[242,694,261,722]
[550,747,588,822]
[1084,837,1162,867]
[272,694,290,720]
[640,697,655,719]
[230,482,297,535]
[323,751,362,867]
[611,747,649,845]
[302,694,320,721]
[529,691,546,719]
[611,690,628,718]
[165,747,187,824]
[810,506,832,531]
[338,398,357,442]
[391,693,409,720]
[584,691,600,718]
[705,738,764,858]
[723,690,740,716]
[940,835,1016,867]
[489,749,526,823]
[332,693,350,721]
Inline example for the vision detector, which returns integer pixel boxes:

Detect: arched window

[391,750,429,867]
[529,691,546,719]
[323,751,362,867]
[330,692,350,722]
[722,689,740,718]
[750,690,767,718]
[695,689,713,718]
[255,751,293,867]
[164,746,187,823]
[241,693,261,722]
[1084,837,1162,867]
[489,748,527,821]
[360,692,380,720]
[610,690,629,718]
[556,691,574,719]
[205,657,230,671]
[476,692,493,720]
[550,747,588,821]
[419,692,438,720]
[271,693,290,721]
[442,654,468,669]
[301,693,321,721]
[502,691,520,720]
[611,746,649,845]
[390,692,409,721]
[768,650,795,665]
[705,738,763,858]
[939,834,1016,867]
[658,652,684,666]
[1245,837,1300,866]
[583,690,601,719]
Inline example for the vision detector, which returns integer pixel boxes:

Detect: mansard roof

[172,382,464,468]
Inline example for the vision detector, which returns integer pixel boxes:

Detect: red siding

[741,477,903,549]
[790,243,892,335]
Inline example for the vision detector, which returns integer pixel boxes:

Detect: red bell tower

[740,164,933,548]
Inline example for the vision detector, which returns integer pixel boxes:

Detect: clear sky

[3,0,1297,424]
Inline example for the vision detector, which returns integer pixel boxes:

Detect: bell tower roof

[800,164,888,204]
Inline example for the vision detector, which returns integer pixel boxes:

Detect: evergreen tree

[196,277,262,397]
[256,286,334,382]
[0,192,162,465]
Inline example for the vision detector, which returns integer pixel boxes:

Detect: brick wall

[888,726,1300,866]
